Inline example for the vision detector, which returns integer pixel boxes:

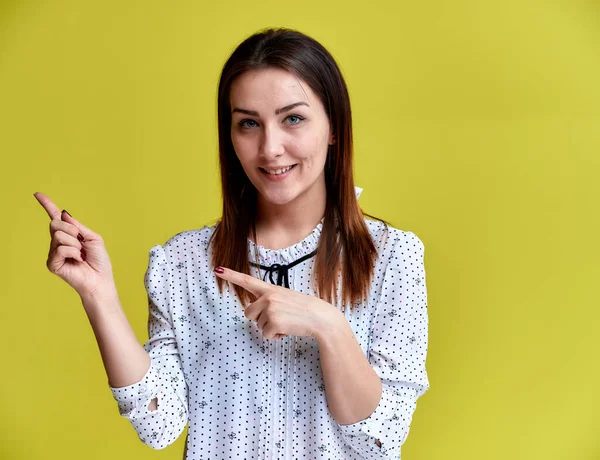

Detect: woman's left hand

[214,266,340,340]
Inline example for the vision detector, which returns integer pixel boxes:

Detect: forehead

[229,68,315,107]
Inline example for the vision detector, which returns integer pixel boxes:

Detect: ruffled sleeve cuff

[338,386,417,459]
[109,363,159,419]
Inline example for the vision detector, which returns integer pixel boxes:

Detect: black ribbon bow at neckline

[249,249,317,289]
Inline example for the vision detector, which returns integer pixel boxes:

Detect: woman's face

[229,67,334,208]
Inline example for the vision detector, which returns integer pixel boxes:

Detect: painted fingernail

[62,209,72,217]
[81,248,86,261]
[77,233,84,242]
[214,267,224,274]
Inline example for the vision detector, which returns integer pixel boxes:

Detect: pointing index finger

[214,266,269,297]
[33,192,62,220]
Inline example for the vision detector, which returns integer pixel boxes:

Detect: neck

[253,176,326,250]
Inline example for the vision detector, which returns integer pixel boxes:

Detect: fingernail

[77,233,84,242]
[62,209,72,217]
[81,248,86,261]
[214,267,224,274]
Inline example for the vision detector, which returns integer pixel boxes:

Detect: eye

[238,119,258,129]
[285,114,305,125]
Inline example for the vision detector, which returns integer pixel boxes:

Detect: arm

[315,231,430,459]
[315,312,383,425]
[106,244,188,450]
[83,288,153,394]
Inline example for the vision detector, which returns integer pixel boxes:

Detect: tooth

[266,166,292,175]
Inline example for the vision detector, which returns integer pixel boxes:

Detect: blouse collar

[246,186,362,265]
[247,218,323,265]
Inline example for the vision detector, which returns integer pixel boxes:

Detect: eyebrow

[231,101,309,116]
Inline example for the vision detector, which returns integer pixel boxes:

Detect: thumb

[61,209,100,241]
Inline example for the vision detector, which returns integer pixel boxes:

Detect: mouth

[258,164,297,181]
[259,164,297,176]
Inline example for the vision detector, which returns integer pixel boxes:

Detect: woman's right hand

[34,192,117,301]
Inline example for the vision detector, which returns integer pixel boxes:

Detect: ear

[329,133,336,145]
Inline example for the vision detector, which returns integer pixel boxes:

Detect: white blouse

[109,190,430,459]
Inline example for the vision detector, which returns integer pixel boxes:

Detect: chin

[258,188,301,206]
[263,193,298,206]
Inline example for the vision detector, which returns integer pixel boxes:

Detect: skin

[215,266,337,340]
[32,68,384,438]
[222,68,384,434]
[215,265,383,431]
[34,191,156,409]
[229,67,335,248]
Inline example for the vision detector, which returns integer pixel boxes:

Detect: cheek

[231,135,254,163]
[296,130,329,157]
[309,132,330,166]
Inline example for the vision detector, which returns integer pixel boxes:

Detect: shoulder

[158,223,219,261]
[364,218,425,263]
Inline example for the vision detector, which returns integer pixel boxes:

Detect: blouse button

[139,384,147,393]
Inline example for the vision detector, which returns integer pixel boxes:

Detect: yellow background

[1,0,598,459]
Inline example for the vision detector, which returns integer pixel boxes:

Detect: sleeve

[108,244,189,450]
[337,231,430,459]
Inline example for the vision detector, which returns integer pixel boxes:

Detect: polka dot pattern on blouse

[109,209,430,459]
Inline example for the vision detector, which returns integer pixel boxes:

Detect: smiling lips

[260,165,296,174]
[259,164,297,180]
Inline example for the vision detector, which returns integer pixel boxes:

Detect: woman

[34,28,429,459]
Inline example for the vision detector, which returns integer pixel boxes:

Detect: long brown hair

[210,27,388,311]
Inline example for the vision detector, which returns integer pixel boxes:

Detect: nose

[259,124,285,159]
